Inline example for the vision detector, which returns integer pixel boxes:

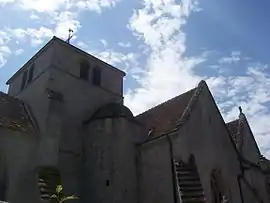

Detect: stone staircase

[37,167,61,201]
[175,159,206,203]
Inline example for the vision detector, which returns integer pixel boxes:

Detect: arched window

[80,61,90,81]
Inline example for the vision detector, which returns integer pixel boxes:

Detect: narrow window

[27,63,35,84]
[21,70,28,90]
[93,67,101,86]
[80,61,90,80]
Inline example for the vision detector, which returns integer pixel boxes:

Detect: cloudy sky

[0,0,269,156]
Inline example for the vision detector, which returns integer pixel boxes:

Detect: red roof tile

[135,88,196,137]
[0,92,34,132]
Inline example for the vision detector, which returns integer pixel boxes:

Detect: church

[0,36,270,203]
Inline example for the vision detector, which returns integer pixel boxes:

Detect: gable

[0,92,34,133]
[135,88,196,137]
[226,115,262,163]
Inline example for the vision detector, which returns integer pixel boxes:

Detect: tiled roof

[0,92,34,132]
[226,119,239,144]
[135,88,196,137]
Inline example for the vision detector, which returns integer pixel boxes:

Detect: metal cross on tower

[66,28,74,44]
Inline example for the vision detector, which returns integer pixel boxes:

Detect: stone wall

[0,128,39,203]
[82,117,142,203]
[139,138,175,203]
[172,83,242,202]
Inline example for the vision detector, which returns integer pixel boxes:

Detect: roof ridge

[176,80,207,127]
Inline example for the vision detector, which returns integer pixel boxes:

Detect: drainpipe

[167,135,179,203]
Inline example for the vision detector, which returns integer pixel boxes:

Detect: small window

[93,67,101,86]
[21,70,28,90]
[80,61,90,80]
[27,63,35,84]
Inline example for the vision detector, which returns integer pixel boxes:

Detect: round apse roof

[90,102,134,121]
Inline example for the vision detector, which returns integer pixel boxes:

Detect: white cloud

[1,0,121,13]
[0,0,13,5]
[0,46,11,53]
[50,11,80,39]
[118,42,132,48]
[218,51,241,64]
[124,0,202,115]
[0,0,122,52]
[0,31,10,45]
[5,26,54,46]
[75,0,121,13]
[100,39,108,47]
[14,48,24,56]
[18,0,67,13]
[0,45,11,68]
[207,65,270,157]
[92,50,139,73]
[30,13,39,19]
[77,41,89,49]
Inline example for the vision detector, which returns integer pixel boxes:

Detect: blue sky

[0,0,269,156]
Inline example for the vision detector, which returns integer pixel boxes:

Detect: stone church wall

[0,128,39,203]
[8,43,54,97]
[172,85,242,202]
[82,117,140,203]
[50,40,124,97]
[139,138,175,203]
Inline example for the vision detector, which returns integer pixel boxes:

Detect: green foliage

[50,184,79,203]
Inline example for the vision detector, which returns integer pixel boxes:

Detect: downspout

[167,135,179,203]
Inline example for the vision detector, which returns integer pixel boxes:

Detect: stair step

[180,190,205,196]
[177,176,200,181]
[178,182,202,187]
[176,170,198,175]
[182,198,206,203]
[181,195,205,200]
[175,161,206,203]
[180,187,203,192]
[175,165,195,170]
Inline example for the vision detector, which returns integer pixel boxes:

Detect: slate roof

[0,92,34,132]
[135,88,196,137]
[226,119,239,144]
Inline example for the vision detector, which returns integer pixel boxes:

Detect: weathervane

[238,106,242,114]
[66,28,74,44]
